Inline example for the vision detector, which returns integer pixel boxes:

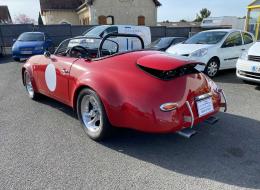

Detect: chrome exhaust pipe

[177,128,197,139]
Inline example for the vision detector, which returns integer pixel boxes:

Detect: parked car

[146,37,186,51]
[236,41,260,83]
[22,33,227,141]
[12,32,53,61]
[166,29,255,77]
[81,25,151,51]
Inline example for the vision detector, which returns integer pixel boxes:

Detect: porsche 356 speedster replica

[22,33,227,141]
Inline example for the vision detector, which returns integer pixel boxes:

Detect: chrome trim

[185,101,194,128]
[195,92,213,101]
[177,128,197,139]
[218,89,227,112]
[160,103,178,112]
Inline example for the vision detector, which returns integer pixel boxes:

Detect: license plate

[252,66,260,73]
[196,97,214,118]
[20,51,32,55]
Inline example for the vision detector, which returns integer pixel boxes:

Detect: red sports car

[22,34,227,141]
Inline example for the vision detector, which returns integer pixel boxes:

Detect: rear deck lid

[137,53,201,80]
[137,53,198,71]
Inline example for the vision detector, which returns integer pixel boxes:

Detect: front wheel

[77,88,112,141]
[204,59,220,77]
[24,70,38,100]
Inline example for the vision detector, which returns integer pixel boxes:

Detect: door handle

[61,68,69,74]
[241,49,246,51]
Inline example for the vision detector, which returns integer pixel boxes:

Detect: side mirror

[13,39,16,42]
[44,51,51,58]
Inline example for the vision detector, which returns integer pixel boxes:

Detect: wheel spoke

[25,72,34,97]
[81,94,101,133]
[88,116,100,127]
[207,61,218,77]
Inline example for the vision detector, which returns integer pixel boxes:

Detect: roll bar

[97,33,145,58]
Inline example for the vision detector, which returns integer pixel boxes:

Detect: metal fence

[0,24,202,55]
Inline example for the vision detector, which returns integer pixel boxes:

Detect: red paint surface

[23,50,222,133]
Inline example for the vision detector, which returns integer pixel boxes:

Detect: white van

[81,25,151,51]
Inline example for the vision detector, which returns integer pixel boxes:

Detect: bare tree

[14,14,36,24]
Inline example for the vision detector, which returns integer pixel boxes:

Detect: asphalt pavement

[0,57,259,190]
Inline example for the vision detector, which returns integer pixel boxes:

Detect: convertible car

[22,33,227,141]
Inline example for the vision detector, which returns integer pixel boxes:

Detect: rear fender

[71,73,123,124]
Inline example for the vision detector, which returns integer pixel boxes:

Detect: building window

[138,16,145,25]
[82,17,89,25]
[98,15,107,24]
[106,16,114,25]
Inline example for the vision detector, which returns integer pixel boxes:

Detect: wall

[77,7,90,25]
[0,24,202,55]
[42,10,80,25]
[90,0,157,26]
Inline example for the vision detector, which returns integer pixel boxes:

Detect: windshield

[83,25,108,37]
[55,35,144,59]
[148,38,172,48]
[18,33,44,41]
[184,31,228,44]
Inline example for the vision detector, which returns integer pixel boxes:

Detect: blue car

[12,32,52,61]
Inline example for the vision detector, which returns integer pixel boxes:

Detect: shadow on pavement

[213,69,244,84]
[36,95,76,119]
[100,112,260,189]
[0,56,13,64]
[33,74,260,189]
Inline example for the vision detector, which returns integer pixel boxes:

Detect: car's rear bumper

[110,89,227,134]
[236,58,260,83]
[181,89,227,129]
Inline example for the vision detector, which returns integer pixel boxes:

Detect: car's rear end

[237,42,260,83]
[105,52,227,134]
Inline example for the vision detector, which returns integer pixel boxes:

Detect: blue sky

[158,0,252,21]
[0,0,253,22]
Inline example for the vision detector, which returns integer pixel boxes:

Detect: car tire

[14,57,20,62]
[205,58,220,78]
[24,70,39,100]
[77,88,112,141]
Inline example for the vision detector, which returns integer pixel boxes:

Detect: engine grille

[238,70,260,79]
[248,55,260,62]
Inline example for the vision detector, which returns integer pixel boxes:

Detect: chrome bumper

[184,101,195,128]
[183,89,227,129]
[218,89,227,112]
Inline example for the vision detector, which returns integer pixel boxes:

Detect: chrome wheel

[25,72,35,98]
[80,95,102,133]
[207,61,219,77]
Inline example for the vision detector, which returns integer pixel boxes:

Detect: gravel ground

[0,57,259,190]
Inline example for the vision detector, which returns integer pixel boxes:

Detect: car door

[218,31,244,69]
[36,54,77,104]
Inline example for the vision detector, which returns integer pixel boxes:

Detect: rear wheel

[77,88,112,141]
[24,71,38,100]
[205,58,220,77]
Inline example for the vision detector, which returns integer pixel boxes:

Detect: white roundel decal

[45,64,56,92]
